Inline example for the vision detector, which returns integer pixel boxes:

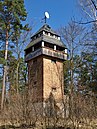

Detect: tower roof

[34,24,59,36]
[25,24,66,50]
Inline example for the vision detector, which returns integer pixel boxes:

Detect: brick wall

[28,55,64,102]
[28,56,43,102]
[43,56,64,102]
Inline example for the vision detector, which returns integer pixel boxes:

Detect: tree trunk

[1,30,8,110]
[16,62,19,93]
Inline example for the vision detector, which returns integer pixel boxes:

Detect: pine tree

[0,0,28,110]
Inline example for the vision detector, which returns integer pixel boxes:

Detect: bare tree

[79,0,97,24]
[59,19,85,93]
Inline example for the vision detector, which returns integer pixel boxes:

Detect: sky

[24,0,82,33]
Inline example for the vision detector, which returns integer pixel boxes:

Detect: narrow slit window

[52,87,56,92]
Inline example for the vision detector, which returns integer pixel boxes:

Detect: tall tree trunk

[1,30,8,110]
[69,41,74,119]
[16,61,19,93]
[16,41,20,94]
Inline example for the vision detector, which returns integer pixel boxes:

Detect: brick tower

[25,24,67,104]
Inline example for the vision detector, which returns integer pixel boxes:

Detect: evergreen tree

[0,0,28,109]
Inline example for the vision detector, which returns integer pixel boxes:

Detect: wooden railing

[25,47,67,62]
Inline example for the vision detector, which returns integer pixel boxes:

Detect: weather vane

[44,11,50,23]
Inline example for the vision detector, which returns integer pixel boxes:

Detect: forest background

[0,0,97,128]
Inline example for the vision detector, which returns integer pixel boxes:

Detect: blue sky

[24,0,82,32]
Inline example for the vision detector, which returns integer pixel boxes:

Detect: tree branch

[75,20,97,24]
[90,0,97,10]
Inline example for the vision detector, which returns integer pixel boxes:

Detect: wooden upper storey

[25,24,67,62]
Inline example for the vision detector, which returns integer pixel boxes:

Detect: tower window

[34,36,36,39]
[55,35,58,39]
[45,31,48,35]
[58,37,60,40]
[33,59,37,64]
[44,42,54,49]
[54,45,56,50]
[52,87,56,92]
[32,47,34,51]
[50,33,54,37]
[34,42,41,51]
[51,59,56,63]
[34,81,37,85]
